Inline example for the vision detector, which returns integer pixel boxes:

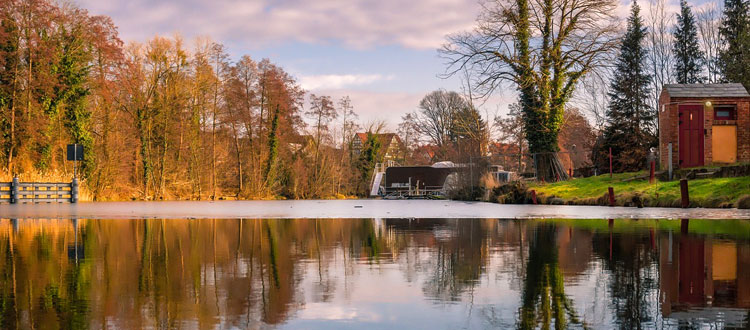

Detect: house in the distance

[658,83,750,169]
[352,133,406,163]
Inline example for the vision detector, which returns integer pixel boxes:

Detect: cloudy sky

[74,0,706,130]
[74,0,491,129]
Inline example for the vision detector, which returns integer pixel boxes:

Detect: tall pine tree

[673,0,705,84]
[719,0,750,88]
[594,1,655,173]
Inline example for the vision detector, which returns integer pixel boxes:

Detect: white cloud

[299,74,393,90]
[75,0,480,50]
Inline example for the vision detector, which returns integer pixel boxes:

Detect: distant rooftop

[663,83,750,98]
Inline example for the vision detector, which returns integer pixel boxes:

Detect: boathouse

[658,83,750,169]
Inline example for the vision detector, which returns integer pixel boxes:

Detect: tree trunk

[232,122,243,196]
[534,152,569,182]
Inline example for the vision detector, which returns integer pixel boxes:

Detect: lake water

[0,218,748,329]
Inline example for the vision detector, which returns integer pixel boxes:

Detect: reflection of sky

[286,244,662,329]
[285,247,522,329]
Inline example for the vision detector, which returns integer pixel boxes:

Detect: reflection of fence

[0,178,78,204]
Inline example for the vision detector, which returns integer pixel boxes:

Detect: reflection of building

[659,232,750,325]
[556,226,594,278]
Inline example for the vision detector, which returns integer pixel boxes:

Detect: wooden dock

[0,178,78,204]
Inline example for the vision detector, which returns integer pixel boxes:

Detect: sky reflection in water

[0,218,748,329]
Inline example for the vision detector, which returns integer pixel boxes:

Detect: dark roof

[663,83,750,98]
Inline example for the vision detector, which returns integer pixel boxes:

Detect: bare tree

[647,0,674,113]
[697,2,724,83]
[573,71,611,131]
[415,90,467,151]
[307,94,337,152]
[494,102,527,171]
[338,96,357,148]
[208,42,229,200]
[441,0,619,181]
[451,105,490,159]
[397,113,420,161]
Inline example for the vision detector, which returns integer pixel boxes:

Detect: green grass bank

[513,172,750,208]
[538,218,750,239]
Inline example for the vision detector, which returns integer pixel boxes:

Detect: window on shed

[714,105,736,120]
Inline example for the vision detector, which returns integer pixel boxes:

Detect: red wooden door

[678,105,704,168]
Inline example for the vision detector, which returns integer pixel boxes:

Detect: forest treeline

[4,0,748,200]
[0,0,393,200]
[0,0,511,201]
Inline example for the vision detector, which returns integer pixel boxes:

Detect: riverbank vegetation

[3,0,750,202]
[0,0,393,201]
[512,172,750,208]
[0,1,495,201]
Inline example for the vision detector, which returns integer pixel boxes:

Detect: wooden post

[649,160,655,184]
[609,147,613,178]
[11,177,19,204]
[531,190,537,204]
[608,187,615,206]
[680,179,689,208]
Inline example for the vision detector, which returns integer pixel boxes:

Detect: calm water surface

[0,218,748,329]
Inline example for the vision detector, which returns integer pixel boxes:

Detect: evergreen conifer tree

[719,0,750,88]
[594,1,655,172]
[673,0,705,84]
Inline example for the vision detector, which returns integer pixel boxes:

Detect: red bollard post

[569,167,572,178]
[649,160,655,184]
[531,190,537,204]
[680,179,689,208]
[609,147,613,178]
[608,187,615,207]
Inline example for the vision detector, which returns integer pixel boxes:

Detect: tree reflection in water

[422,219,486,302]
[592,227,659,329]
[0,218,748,329]
[517,224,586,330]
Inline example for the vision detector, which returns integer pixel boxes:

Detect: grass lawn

[527,171,750,208]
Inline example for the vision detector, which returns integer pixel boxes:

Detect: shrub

[735,195,750,209]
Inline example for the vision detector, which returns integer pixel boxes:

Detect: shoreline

[1,199,750,220]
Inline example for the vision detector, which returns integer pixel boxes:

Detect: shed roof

[663,83,750,98]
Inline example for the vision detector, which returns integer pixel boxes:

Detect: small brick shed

[659,83,750,170]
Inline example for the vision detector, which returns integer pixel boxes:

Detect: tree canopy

[442,0,619,180]
[595,1,656,173]
[673,0,705,83]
